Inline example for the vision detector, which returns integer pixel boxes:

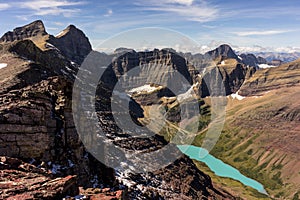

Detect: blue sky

[0,0,300,52]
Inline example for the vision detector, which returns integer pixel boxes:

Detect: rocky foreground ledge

[0,156,125,200]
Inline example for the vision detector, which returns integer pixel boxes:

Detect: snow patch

[220,60,226,65]
[238,56,243,60]
[115,170,136,188]
[128,84,163,94]
[0,63,8,69]
[231,91,245,100]
[63,195,87,200]
[258,64,277,69]
[45,43,60,52]
[74,195,87,200]
[177,83,198,102]
[60,69,69,76]
[65,66,72,72]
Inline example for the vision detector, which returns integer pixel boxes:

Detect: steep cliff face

[49,25,92,64]
[199,60,255,96]
[0,21,115,190]
[100,49,193,89]
[0,73,115,187]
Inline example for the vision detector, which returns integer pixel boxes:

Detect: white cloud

[235,45,300,53]
[104,9,113,17]
[16,15,29,21]
[166,0,194,6]
[47,27,59,31]
[53,22,65,26]
[0,3,10,10]
[34,7,80,17]
[222,6,300,20]
[202,24,216,29]
[232,30,292,37]
[19,0,84,10]
[135,0,218,22]
[7,0,85,17]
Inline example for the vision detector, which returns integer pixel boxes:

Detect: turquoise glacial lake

[178,145,268,195]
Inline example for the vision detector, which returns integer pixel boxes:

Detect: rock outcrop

[257,56,267,64]
[205,44,239,61]
[0,20,92,65]
[49,25,92,64]
[238,53,269,68]
[0,156,78,199]
[119,156,235,200]
[240,53,259,67]
[196,45,256,96]
[0,21,115,190]
[0,20,47,43]
[0,74,116,187]
[0,156,128,200]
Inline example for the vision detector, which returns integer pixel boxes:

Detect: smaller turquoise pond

[178,145,268,195]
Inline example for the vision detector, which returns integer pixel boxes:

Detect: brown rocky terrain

[0,156,125,200]
[0,156,78,199]
[239,58,300,96]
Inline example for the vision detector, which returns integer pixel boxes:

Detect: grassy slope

[193,161,270,200]
[193,59,300,199]
[240,58,300,96]
[193,85,300,199]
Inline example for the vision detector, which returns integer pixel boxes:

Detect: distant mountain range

[199,41,300,65]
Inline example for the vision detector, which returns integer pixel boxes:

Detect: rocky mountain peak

[206,44,239,60]
[67,24,77,30]
[240,53,259,67]
[0,20,47,43]
[49,24,92,64]
[55,24,79,38]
